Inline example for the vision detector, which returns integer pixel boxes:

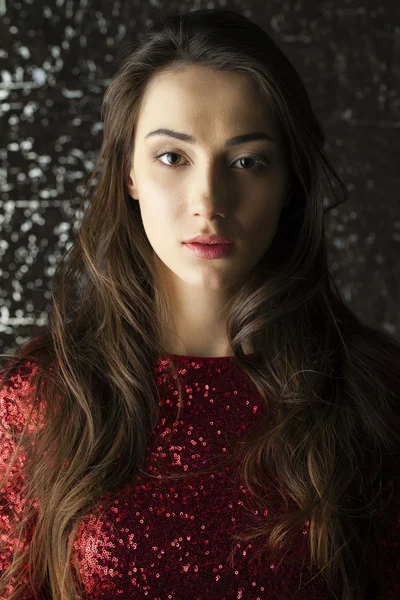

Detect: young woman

[1,8,399,600]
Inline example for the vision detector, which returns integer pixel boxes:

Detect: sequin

[1,356,399,599]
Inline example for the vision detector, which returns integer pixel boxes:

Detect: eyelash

[152,151,269,172]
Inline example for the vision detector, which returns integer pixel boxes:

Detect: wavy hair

[1,8,400,600]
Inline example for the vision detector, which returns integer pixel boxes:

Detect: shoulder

[0,359,46,438]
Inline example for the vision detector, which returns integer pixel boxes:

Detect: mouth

[183,234,233,245]
[183,241,233,246]
[183,241,235,259]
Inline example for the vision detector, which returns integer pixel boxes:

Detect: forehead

[135,65,279,141]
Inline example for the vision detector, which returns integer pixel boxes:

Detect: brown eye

[153,151,268,172]
[155,152,184,167]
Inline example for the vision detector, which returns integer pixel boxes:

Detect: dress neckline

[164,353,256,361]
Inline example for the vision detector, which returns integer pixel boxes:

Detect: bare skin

[127,65,290,357]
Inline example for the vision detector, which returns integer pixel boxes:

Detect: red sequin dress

[1,355,399,599]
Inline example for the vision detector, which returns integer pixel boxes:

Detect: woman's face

[127,65,291,293]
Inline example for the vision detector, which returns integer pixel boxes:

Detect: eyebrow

[144,128,276,147]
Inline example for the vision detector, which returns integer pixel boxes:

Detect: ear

[127,173,138,200]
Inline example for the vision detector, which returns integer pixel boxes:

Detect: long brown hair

[1,8,399,600]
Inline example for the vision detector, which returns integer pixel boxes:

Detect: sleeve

[378,471,400,598]
[0,362,40,600]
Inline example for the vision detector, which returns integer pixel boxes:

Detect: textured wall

[0,1,399,356]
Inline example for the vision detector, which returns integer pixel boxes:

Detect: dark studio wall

[0,0,399,357]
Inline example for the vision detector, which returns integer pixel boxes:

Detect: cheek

[244,193,283,225]
[245,201,283,245]
[139,184,180,228]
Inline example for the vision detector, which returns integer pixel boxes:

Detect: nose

[188,165,231,219]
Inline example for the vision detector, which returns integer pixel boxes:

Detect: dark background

[0,0,399,357]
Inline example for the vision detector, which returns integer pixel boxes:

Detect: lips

[183,241,234,259]
[183,234,233,245]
